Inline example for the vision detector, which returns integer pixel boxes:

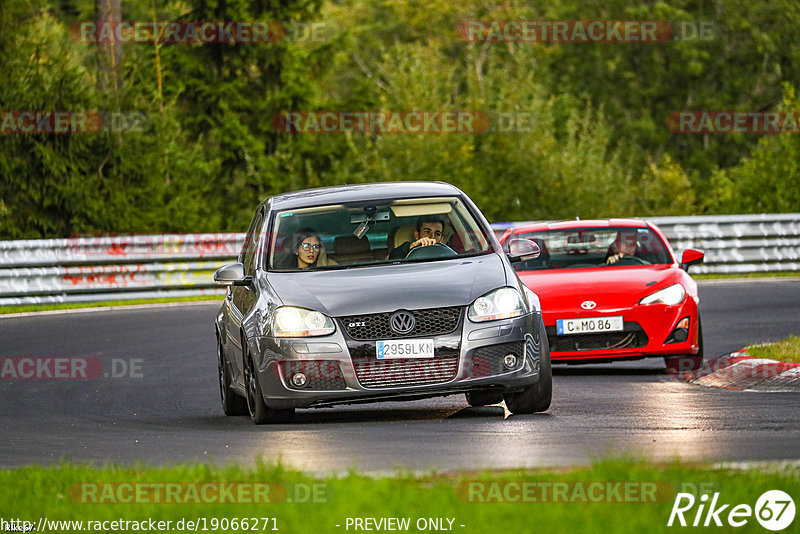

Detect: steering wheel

[405,243,458,260]
[613,255,648,266]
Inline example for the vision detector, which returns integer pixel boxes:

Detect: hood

[267,254,507,316]
[518,265,677,313]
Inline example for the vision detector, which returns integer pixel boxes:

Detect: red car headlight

[639,284,686,306]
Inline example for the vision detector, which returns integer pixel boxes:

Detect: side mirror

[214,262,252,286]
[680,249,704,271]
[504,238,541,263]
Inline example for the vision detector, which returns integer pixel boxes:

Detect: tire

[503,323,552,414]
[244,347,295,425]
[465,390,504,407]
[664,316,704,374]
[218,335,247,416]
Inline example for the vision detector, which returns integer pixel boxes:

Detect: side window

[240,208,265,275]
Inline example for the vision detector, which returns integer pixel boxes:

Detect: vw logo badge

[389,310,416,335]
[581,300,597,310]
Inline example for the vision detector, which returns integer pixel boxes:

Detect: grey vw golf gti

[214,182,551,424]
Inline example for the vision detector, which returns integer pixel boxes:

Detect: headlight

[273,307,335,337]
[639,284,686,306]
[468,287,525,322]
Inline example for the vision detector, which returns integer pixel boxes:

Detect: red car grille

[546,323,648,352]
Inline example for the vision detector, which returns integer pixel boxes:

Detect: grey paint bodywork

[266,255,508,317]
[215,182,544,409]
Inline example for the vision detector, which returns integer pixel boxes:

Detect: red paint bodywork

[500,219,702,362]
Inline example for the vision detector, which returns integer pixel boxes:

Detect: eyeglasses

[300,243,321,251]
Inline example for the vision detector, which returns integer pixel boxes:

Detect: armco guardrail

[0,234,245,305]
[0,214,798,306]
[649,213,800,274]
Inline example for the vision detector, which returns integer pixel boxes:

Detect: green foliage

[0,0,224,237]
[705,83,800,213]
[2,0,800,238]
[636,155,696,216]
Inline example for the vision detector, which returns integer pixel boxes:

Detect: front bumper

[249,311,543,408]
[544,298,700,362]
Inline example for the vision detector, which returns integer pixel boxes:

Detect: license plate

[556,316,624,335]
[376,339,435,359]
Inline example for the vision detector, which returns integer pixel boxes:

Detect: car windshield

[267,196,493,271]
[510,226,672,271]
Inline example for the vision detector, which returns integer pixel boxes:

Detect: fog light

[291,372,307,388]
[503,353,518,369]
[672,317,690,342]
[665,317,691,344]
[672,329,689,342]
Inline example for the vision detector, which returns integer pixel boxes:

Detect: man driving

[606,229,639,264]
[389,215,446,259]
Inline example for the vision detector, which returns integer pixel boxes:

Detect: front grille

[465,341,525,378]
[279,360,347,391]
[351,349,460,388]
[340,307,462,341]
[546,323,648,352]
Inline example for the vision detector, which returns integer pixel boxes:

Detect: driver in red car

[389,215,446,259]
[606,229,639,264]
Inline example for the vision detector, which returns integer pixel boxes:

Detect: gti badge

[581,300,597,310]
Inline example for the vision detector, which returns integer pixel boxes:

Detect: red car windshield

[511,227,672,270]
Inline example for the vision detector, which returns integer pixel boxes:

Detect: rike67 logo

[668,490,795,530]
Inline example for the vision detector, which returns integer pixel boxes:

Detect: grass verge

[693,271,800,280]
[747,336,800,364]
[1,459,798,533]
[0,296,223,315]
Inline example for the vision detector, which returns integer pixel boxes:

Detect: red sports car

[500,219,705,371]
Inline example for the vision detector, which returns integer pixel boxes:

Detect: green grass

[747,336,800,364]
[1,459,798,533]
[0,296,224,315]
[692,271,800,280]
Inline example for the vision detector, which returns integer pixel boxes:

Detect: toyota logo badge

[581,300,597,310]
[389,310,416,335]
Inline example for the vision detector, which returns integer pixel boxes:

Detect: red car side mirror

[680,249,704,271]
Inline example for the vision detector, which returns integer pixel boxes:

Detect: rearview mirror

[213,262,252,286]
[504,238,541,263]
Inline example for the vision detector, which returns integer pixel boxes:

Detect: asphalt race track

[2,279,799,472]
